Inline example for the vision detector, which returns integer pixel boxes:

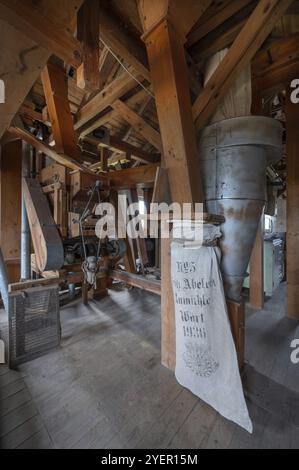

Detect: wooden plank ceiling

[0,0,298,176]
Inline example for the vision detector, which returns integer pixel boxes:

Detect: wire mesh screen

[9,285,61,368]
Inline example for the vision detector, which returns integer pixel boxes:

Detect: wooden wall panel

[250,218,264,309]
[286,83,299,319]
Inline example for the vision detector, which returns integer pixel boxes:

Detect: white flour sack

[171,234,252,433]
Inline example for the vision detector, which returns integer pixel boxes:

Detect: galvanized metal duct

[198,116,282,301]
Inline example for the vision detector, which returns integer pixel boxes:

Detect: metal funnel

[198,116,282,301]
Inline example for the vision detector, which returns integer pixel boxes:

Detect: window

[264,215,273,233]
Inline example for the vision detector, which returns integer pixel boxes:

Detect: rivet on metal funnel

[198,116,283,301]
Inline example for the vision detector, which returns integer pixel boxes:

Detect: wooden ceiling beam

[0,0,83,139]
[253,34,299,71]
[111,99,163,153]
[74,72,138,130]
[252,34,299,92]
[98,46,120,90]
[71,4,202,134]
[188,1,257,64]
[109,164,158,189]
[187,0,253,47]
[0,0,82,69]
[84,135,160,165]
[7,126,90,173]
[100,5,151,83]
[138,0,212,39]
[100,4,202,98]
[18,103,44,125]
[109,95,153,160]
[168,0,213,38]
[191,20,246,66]
[41,62,81,160]
[253,60,299,94]
[77,88,149,139]
[76,0,100,90]
[192,0,293,130]
[0,17,50,140]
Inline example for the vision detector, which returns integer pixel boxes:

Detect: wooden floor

[0,283,299,449]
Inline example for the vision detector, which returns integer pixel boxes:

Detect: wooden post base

[226,299,245,370]
[82,277,108,305]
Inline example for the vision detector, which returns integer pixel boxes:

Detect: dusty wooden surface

[0,283,298,449]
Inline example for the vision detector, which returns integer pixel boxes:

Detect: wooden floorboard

[0,415,44,449]
[0,401,38,438]
[0,388,32,418]
[0,379,26,401]
[0,284,298,448]
[17,428,54,449]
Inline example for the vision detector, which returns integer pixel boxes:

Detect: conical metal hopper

[198,116,282,301]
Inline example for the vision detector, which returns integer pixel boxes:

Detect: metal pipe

[0,248,9,313]
[21,142,31,280]
[68,283,76,300]
[30,147,37,179]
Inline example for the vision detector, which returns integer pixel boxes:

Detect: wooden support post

[143,187,153,238]
[77,0,100,90]
[123,238,136,274]
[41,62,80,160]
[87,278,108,301]
[138,2,207,374]
[100,147,109,172]
[286,81,299,319]
[53,185,68,238]
[161,237,176,369]
[82,281,89,305]
[141,19,203,204]
[138,2,205,371]
[227,300,245,370]
[0,139,22,282]
[249,218,264,309]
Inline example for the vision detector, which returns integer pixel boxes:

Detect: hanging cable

[79,181,101,286]
[99,38,155,99]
